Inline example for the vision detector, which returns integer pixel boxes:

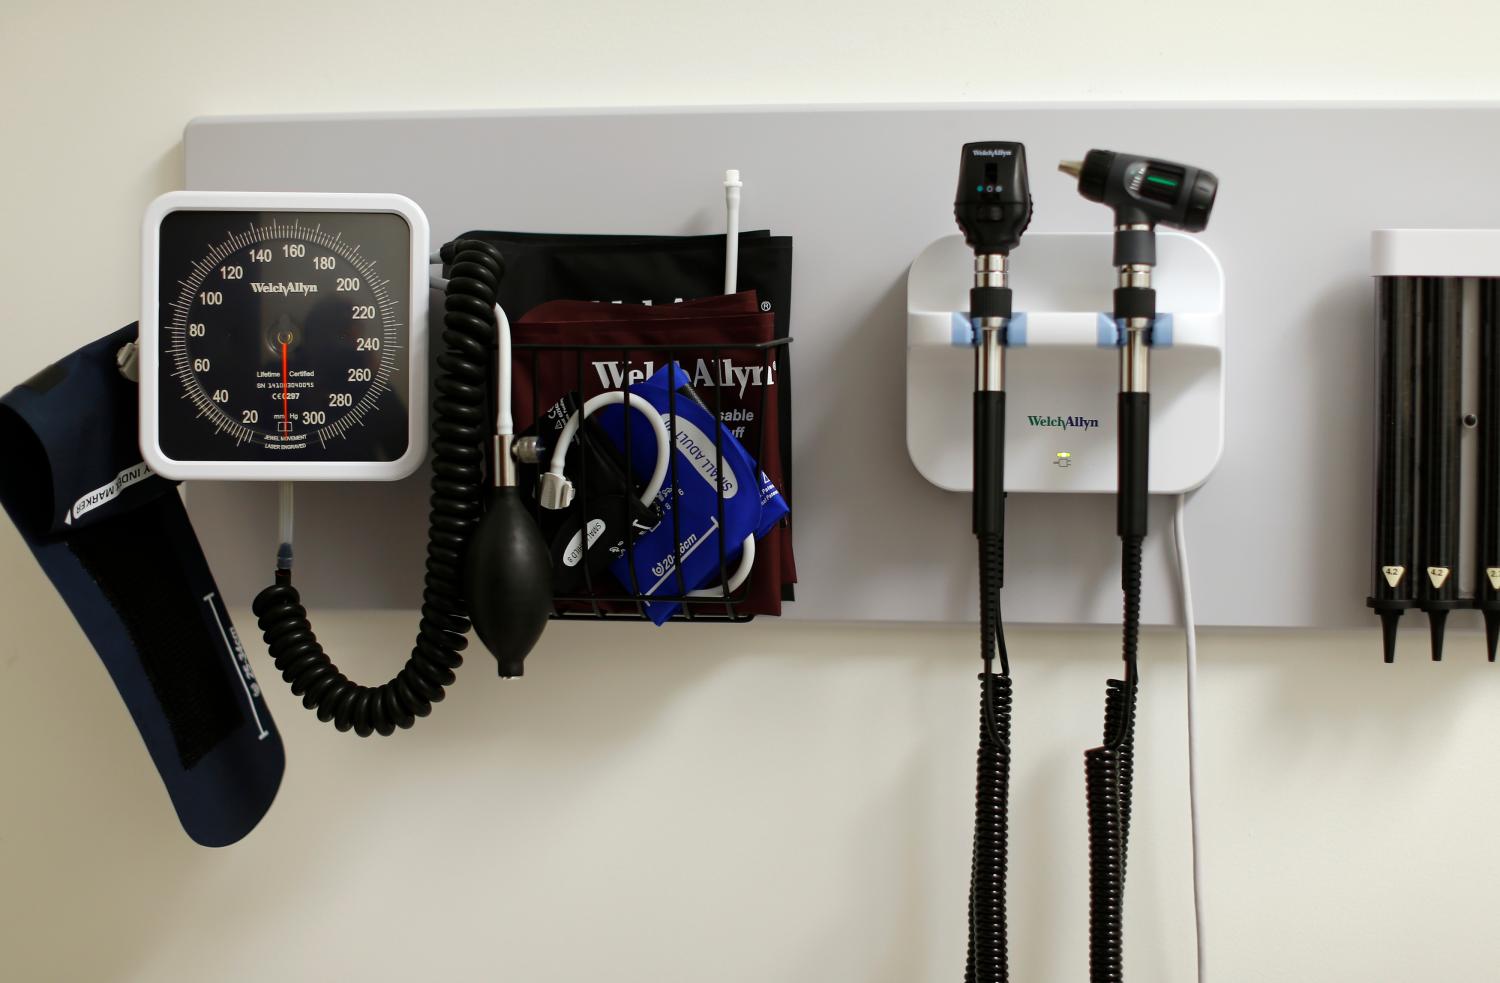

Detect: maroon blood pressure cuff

[513,294,794,617]
[0,325,283,846]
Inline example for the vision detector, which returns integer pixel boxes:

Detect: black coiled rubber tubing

[250,240,503,737]
[1085,681,1137,983]
[967,533,1011,983]
[966,672,1012,983]
[1085,534,1144,982]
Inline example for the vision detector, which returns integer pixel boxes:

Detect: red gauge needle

[281,341,289,430]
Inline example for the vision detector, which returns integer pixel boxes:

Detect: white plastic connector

[116,340,139,382]
[724,169,742,294]
[537,471,576,510]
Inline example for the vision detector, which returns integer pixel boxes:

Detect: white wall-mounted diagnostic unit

[907,232,1225,494]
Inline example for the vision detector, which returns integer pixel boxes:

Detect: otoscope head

[955,141,1032,254]
[1059,149,1217,233]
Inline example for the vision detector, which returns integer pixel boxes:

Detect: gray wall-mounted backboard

[181,103,1500,631]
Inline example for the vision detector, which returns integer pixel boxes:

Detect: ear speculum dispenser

[1370,231,1500,662]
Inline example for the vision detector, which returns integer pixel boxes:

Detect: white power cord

[1170,492,1207,983]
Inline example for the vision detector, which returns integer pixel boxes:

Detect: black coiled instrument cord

[967,532,1012,983]
[1085,533,1143,982]
[250,239,503,737]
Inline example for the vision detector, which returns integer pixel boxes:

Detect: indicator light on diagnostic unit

[1055,451,1072,468]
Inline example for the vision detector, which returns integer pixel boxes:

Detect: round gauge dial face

[155,209,415,463]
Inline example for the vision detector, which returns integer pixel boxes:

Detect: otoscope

[1059,149,1217,983]
[954,140,1031,983]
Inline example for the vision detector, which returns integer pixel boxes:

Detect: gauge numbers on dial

[141,192,430,481]
[171,222,395,447]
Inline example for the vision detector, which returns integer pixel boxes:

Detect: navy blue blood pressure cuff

[0,325,283,846]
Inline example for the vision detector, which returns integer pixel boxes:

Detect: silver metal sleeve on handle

[494,433,517,488]
[975,253,1009,393]
[1119,262,1152,394]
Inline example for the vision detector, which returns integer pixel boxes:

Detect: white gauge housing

[140,190,431,481]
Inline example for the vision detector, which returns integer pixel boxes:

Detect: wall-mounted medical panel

[183,104,1500,630]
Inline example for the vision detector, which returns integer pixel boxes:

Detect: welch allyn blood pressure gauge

[140,192,554,737]
[140,191,430,481]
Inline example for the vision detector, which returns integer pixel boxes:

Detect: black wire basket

[515,335,792,622]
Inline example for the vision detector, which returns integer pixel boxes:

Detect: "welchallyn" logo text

[1026,414,1100,432]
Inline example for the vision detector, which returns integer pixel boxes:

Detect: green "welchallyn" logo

[1027,414,1100,432]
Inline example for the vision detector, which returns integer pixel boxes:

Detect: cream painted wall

[4,1,1500,980]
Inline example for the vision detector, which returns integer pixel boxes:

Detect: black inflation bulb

[1379,610,1402,665]
[1428,609,1449,663]
[463,486,554,678]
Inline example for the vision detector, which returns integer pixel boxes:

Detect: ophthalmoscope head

[956,141,1033,254]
